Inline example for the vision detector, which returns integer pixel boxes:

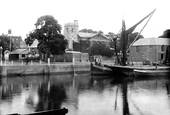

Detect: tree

[79,28,97,33]
[127,32,144,48]
[0,35,14,55]
[25,32,35,47]
[25,15,68,57]
[159,29,170,38]
[89,42,114,57]
[108,32,120,64]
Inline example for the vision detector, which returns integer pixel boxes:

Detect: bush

[89,42,114,57]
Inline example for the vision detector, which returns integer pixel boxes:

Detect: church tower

[64,20,79,50]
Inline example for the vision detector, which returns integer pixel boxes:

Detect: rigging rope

[126,9,156,53]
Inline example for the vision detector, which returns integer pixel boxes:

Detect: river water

[0,73,170,115]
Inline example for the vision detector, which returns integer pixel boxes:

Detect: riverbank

[0,62,91,77]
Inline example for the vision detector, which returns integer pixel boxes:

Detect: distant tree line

[79,28,104,34]
[159,29,170,38]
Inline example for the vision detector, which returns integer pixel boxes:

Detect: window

[161,45,165,52]
[149,45,153,48]
[71,28,74,33]
[66,28,69,33]
[136,46,140,52]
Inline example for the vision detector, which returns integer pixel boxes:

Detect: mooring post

[40,60,42,65]
[4,60,6,66]
[48,58,50,66]
[21,60,23,65]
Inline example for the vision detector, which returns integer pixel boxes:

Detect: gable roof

[30,39,38,47]
[133,37,170,46]
[78,32,109,40]
[10,49,29,54]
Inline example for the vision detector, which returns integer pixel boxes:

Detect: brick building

[129,37,170,64]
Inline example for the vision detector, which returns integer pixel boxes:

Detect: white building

[64,20,79,50]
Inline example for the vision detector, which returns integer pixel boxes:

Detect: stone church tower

[64,20,79,50]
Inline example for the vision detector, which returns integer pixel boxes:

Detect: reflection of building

[64,20,110,52]
[129,37,170,63]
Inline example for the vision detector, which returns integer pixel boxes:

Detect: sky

[0,0,169,40]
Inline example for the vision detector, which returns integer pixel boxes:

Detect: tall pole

[0,47,2,65]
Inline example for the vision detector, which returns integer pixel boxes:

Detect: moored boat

[133,68,170,77]
[104,64,135,76]
[91,63,113,75]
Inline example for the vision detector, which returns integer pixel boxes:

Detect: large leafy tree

[25,32,35,47]
[25,15,68,57]
[0,35,14,52]
[108,32,120,63]
[159,29,170,38]
[128,32,144,46]
[0,35,14,59]
[89,42,114,57]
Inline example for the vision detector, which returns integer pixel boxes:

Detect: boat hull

[104,65,135,76]
[134,69,170,77]
[91,64,113,75]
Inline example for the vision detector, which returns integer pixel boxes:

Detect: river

[0,73,170,115]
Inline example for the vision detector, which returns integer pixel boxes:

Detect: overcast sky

[0,0,169,39]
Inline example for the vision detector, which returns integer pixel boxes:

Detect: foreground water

[0,73,170,115]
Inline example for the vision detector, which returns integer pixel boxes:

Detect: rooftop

[133,37,170,46]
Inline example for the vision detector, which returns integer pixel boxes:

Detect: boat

[133,67,170,77]
[91,63,113,75]
[8,107,68,115]
[104,64,135,76]
[105,9,156,76]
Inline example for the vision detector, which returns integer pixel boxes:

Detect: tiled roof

[78,32,110,40]
[132,37,170,46]
[10,49,29,54]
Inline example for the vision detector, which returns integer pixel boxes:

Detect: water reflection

[0,74,170,115]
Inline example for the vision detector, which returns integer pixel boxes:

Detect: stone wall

[0,62,91,77]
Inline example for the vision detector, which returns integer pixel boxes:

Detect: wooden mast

[120,9,156,66]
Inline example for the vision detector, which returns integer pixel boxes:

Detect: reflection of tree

[166,80,170,95]
[36,82,67,111]
[0,84,22,101]
[111,76,134,115]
